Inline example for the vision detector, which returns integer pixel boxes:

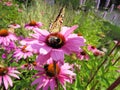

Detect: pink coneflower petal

[3,76,9,90]
[5,75,13,87]
[34,28,49,36]
[0,29,18,46]
[60,27,70,35]
[50,79,55,90]
[58,75,65,85]
[31,76,44,85]
[36,83,43,90]
[0,67,20,89]
[40,45,51,55]
[8,73,20,79]
[25,21,43,30]
[36,54,50,65]
[61,46,71,54]
[51,49,64,61]
[8,24,20,29]
[63,25,78,37]
[32,61,76,90]
[9,70,20,74]
[43,79,49,87]
[61,63,71,69]
[0,77,2,86]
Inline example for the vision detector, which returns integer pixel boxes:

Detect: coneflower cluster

[0,20,86,90]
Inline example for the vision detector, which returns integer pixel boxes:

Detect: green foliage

[73,10,104,45]
[0,2,22,28]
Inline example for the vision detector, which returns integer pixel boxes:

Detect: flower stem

[107,76,120,90]
[112,56,120,66]
[85,41,119,88]
[53,60,59,90]
[53,60,57,75]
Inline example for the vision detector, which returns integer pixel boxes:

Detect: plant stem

[112,56,120,66]
[53,60,59,90]
[53,60,57,75]
[90,81,99,90]
[85,41,119,88]
[107,76,120,90]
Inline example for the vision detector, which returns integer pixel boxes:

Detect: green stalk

[107,76,120,90]
[85,41,119,88]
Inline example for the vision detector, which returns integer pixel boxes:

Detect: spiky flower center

[12,24,17,26]
[91,46,96,49]
[29,20,37,26]
[0,29,9,37]
[32,61,37,66]
[46,33,65,48]
[80,51,86,55]
[21,45,27,53]
[44,63,60,77]
[0,67,8,76]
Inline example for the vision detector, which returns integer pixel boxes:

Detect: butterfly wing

[49,7,65,33]
[8,27,15,33]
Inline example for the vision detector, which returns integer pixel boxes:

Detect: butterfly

[49,7,65,33]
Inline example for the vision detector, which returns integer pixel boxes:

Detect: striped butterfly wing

[49,7,65,33]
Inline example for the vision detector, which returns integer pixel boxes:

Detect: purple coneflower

[87,45,104,56]
[26,25,85,63]
[31,59,76,90]
[8,24,21,29]
[2,53,7,59]
[77,50,89,60]
[4,42,16,53]
[21,61,37,70]
[25,20,43,30]
[87,45,97,52]
[0,29,18,46]
[0,66,20,90]
[13,45,33,62]
[4,1,12,6]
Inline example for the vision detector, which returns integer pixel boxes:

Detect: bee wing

[49,7,65,33]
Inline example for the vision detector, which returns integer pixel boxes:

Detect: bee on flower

[31,58,76,90]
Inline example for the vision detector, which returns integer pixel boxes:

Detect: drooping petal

[36,54,50,65]
[3,76,9,90]
[31,76,44,85]
[63,37,84,53]
[51,49,64,61]
[5,75,13,87]
[8,73,19,79]
[0,76,2,86]
[50,79,56,90]
[43,79,49,90]
[36,83,43,90]
[10,70,20,74]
